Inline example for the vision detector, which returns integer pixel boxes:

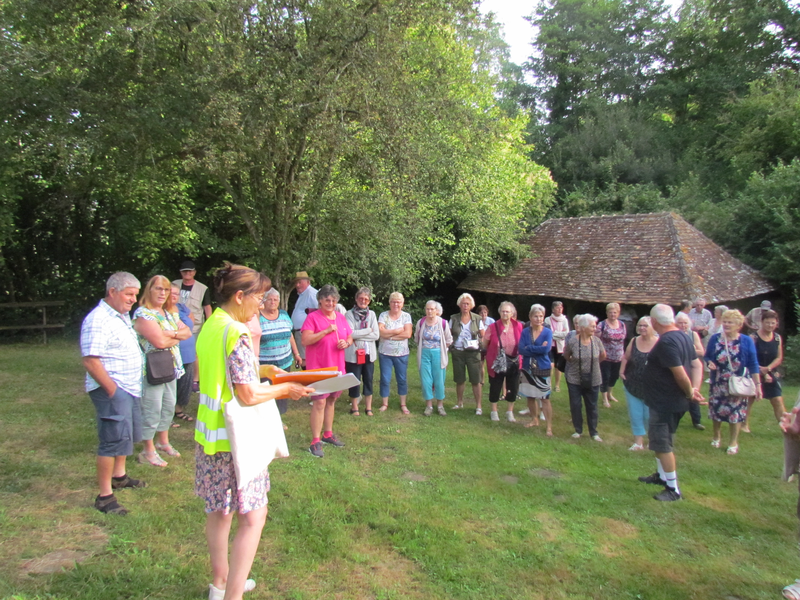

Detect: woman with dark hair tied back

[301,284,353,458]
[195,263,312,600]
[345,287,380,416]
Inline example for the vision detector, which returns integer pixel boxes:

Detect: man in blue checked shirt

[80,272,146,515]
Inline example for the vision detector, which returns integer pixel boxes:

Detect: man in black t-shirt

[638,304,705,501]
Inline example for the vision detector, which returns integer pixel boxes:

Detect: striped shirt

[80,300,144,396]
[258,310,294,369]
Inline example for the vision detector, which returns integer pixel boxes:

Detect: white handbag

[723,336,757,398]
[222,323,290,491]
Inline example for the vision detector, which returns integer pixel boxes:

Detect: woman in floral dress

[704,309,761,455]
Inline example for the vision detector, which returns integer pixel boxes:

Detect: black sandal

[365,409,373,416]
[174,411,194,422]
[349,408,360,416]
[95,494,128,515]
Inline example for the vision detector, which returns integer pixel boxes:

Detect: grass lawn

[1,339,798,600]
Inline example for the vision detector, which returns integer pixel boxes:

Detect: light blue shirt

[291,285,318,330]
[80,300,144,396]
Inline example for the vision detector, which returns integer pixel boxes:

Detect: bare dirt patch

[529,468,562,479]
[597,517,639,557]
[500,475,519,484]
[20,549,93,575]
[402,471,427,482]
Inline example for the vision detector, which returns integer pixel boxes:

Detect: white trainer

[490,411,500,421]
[506,411,516,422]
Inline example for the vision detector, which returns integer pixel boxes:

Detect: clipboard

[308,373,360,396]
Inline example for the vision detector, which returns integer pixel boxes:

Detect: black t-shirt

[643,329,694,413]
[180,284,212,307]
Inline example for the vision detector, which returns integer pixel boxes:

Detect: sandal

[174,411,194,422]
[783,579,800,600]
[400,405,410,415]
[349,408,360,416]
[379,404,388,412]
[437,406,447,416]
[726,445,739,455]
[365,409,373,416]
[546,430,553,437]
[711,439,720,448]
[138,451,168,467]
[170,422,181,428]
[155,443,181,457]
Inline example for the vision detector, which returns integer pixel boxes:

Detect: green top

[194,308,252,455]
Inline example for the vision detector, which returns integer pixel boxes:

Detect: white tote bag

[222,324,290,491]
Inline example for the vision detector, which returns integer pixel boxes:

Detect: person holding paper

[195,263,312,600]
[301,284,354,458]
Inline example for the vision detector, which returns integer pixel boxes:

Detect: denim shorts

[89,386,142,457]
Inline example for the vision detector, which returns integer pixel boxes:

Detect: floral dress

[707,335,748,423]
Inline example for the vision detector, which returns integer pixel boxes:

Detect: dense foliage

[0,0,554,315]
[525,0,800,288]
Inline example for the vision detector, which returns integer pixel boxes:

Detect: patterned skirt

[194,444,270,515]
[708,379,748,423]
[520,369,551,399]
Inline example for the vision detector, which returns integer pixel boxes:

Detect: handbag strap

[722,334,748,378]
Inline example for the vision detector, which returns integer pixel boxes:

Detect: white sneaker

[592,435,603,442]
[539,412,546,421]
[490,411,500,421]
[475,408,483,416]
[518,408,531,415]
[506,411,516,422]
[209,580,256,600]
[571,432,581,438]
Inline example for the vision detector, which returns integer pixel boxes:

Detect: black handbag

[145,348,176,385]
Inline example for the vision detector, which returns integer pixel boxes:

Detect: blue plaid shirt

[80,300,144,396]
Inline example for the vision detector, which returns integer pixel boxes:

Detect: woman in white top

[377,292,413,414]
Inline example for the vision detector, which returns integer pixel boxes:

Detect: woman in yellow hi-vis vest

[195,263,312,600]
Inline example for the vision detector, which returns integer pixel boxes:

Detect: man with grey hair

[689,298,712,340]
[80,272,146,515]
[745,299,773,333]
[638,304,705,501]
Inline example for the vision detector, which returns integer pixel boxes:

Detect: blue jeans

[624,386,650,437]
[419,347,445,401]
[379,353,409,398]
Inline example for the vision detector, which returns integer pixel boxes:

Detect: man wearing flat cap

[173,260,211,336]
[291,271,318,368]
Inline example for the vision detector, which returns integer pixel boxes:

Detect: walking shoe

[475,408,483,416]
[437,406,447,416]
[111,474,147,490]
[321,433,345,447]
[693,423,705,431]
[571,432,581,438]
[591,434,603,442]
[490,411,500,421]
[518,408,531,415]
[424,406,433,416]
[506,411,516,422]
[308,441,324,458]
[209,579,256,600]
[94,494,128,515]
[638,472,666,485]
[653,487,682,501]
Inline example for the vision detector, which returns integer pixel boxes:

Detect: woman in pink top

[301,284,353,458]
[481,301,523,423]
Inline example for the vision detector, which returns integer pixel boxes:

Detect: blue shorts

[89,386,142,457]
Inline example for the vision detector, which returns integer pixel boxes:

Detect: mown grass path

[0,340,796,599]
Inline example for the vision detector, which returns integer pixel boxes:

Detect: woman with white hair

[258,288,301,418]
[704,309,761,455]
[596,302,626,407]
[415,300,453,415]
[449,293,485,414]
[563,314,606,441]
[378,292,413,414]
[482,301,523,422]
[345,288,380,416]
[519,304,554,435]
[620,316,658,451]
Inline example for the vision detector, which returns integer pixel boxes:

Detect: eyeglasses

[255,292,269,307]
[154,286,169,293]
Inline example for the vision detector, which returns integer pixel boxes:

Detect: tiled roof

[459,212,776,305]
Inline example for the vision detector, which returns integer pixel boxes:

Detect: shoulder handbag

[723,335,757,398]
[491,322,509,374]
[144,310,177,385]
[221,323,290,491]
